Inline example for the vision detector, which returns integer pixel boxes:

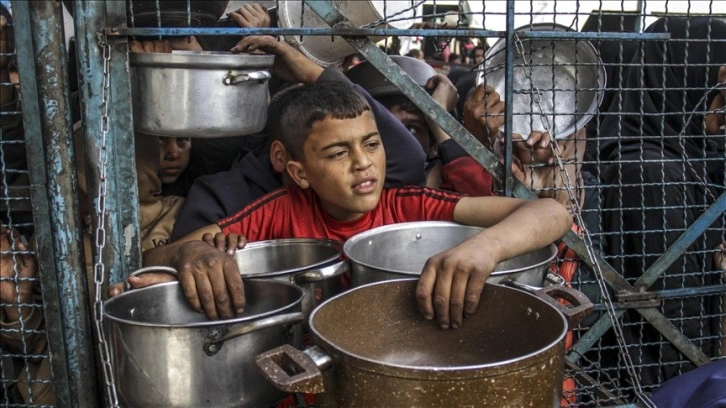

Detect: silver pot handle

[294,258,349,283]
[204,312,304,356]
[124,266,179,290]
[223,71,271,85]
[256,344,330,394]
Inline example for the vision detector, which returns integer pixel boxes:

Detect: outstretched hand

[462,84,504,148]
[231,35,324,84]
[226,3,270,29]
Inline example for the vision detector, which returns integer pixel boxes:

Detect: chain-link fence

[1,1,724,407]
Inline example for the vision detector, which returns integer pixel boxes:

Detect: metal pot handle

[294,258,349,283]
[501,280,593,328]
[124,266,179,290]
[256,344,331,394]
[204,312,305,356]
[223,71,271,85]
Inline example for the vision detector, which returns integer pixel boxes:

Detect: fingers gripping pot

[344,221,559,288]
[256,279,593,407]
[104,268,304,408]
[130,51,274,138]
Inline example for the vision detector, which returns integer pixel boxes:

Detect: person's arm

[170,173,238,241]
[416,196,572,329]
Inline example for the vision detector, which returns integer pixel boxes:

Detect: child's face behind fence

[287,111,386,222]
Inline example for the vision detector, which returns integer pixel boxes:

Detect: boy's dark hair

[267,81,371,161]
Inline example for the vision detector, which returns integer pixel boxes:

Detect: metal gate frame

[9,0,724,405]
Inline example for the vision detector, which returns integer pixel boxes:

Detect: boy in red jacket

[129,80,573,330]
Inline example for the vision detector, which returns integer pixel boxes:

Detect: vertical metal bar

[105,0,142,279]
[72,0,140,287]
[10,1,98,406]
[502,0,515,196]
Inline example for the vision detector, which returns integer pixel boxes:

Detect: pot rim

[104,279,303,328]
[236,238,346,279]
[309,278,568,373]
[130,51,275,69]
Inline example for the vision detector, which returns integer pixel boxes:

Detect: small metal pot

[104,274,303,408]
[130,51,274,138]
[343,221,557,288]
[234,238,349,322]
[256,279,593,407]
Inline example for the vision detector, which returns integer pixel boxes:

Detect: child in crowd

[120,80,573,330]
[345,55,494,194]
[158,136,192,197]
[170,36,426,239]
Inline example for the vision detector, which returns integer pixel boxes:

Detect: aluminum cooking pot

[344,221,558,288]
[234,238,348,323]
[478,22,605,140]
[104,272,303,408]
[130,51,274,138]
[256,279,592,407]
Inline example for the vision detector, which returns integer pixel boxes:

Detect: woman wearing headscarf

[597,16,726,387]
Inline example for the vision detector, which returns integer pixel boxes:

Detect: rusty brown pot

[256,279,591,408]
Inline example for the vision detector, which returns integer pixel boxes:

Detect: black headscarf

[598,16,726,165]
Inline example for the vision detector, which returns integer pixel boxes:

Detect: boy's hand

[462,84,504,148]
[416,239,497,329]
[170,240,245,320]
[202,232,248,255]
[231,35,324,84]
[227,3,270,28]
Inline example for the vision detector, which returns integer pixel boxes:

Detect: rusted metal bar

[11,0,98,406]
[106,26,670,40]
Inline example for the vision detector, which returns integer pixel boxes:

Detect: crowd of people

[1,2,725,406]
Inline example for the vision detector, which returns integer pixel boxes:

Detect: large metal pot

[234,238,348,323]
[256,279,592,407]
[104,274,303,408]
[130,51,274,138]
[344,221,557,287]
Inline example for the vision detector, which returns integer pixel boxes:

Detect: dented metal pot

[104,275,303,408]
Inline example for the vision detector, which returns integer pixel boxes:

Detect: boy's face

[287,111,386,221]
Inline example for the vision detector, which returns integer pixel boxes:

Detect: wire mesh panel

[3,0,725,407]
[0,3,56,406]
